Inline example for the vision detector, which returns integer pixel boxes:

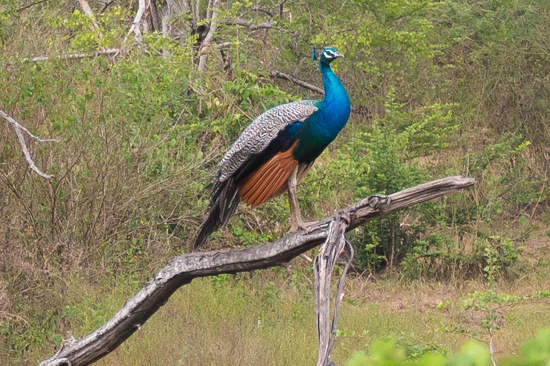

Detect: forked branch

[38,176,475,366]
[1,109,56,179]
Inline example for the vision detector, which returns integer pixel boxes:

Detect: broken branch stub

[39,176,475,366]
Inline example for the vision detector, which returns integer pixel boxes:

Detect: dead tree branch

[1,109,56,179]
[38,176,474,366]
[268,71,376,116]
[26,48,120,62]
[269,70,325,94]
[16,0,51,13]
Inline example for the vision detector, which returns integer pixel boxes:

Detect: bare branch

[198,42,232,55]
[224,18,279,31]
[198,0,221,72]
[192,0,200,29]
[1,109,56,179]
[77,0,100,32]
[99,0,115,14]
[214,42,232,49]
[268,70,371,116]
[124,0,147,44]
[16,0,51,13]
[239,5,274,17]
[279,0,289,19]
[206,0,213,21]
[26,48,120,62]
[38,176,474,366]
[269,70,325,94]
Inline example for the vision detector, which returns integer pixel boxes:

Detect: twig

[224,18,300,36]
[99,0,115,14]
[16,0,51,13]
[268,70,369,115]
[1,109,56,179]
[279,0,289,19]
[38,176,475,366]
[489,327,497,366]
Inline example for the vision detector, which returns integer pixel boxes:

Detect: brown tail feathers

[238,146,299,208]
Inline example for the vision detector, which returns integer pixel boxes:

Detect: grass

[12,256,550,366]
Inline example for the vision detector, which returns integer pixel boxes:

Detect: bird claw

[367,194,391,209]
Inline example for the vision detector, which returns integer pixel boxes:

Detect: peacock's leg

[288,165,317,231]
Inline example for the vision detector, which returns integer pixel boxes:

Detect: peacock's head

[318,47,344,65]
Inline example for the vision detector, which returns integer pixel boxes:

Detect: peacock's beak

[334,51,344,58]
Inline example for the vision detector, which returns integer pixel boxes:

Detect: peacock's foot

[367,194,391,209]
[290,219,319,232]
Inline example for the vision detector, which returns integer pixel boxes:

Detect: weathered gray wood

[315,217,353,366]
[38,175,474,366]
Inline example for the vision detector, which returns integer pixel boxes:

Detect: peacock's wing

[192,100,319,251]
[218,100,319,182]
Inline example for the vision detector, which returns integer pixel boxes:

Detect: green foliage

[347,331,550,366]
[343,88,456,270]
[311,0,441,108]
[346,339,489,366]
[511,329,550,366]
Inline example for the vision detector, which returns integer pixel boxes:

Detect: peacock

[192,47,351,251]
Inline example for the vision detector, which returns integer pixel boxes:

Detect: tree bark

[124,0,147,44]
[315,218,354,366]
[197,0,221,72]
[38,176,474,366]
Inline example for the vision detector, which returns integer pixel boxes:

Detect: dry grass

[12,257,550,366]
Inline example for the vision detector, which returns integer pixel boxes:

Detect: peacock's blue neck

[318,62,351,137]
[292,61,351,162]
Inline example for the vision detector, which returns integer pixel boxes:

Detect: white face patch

[323,50,336,59]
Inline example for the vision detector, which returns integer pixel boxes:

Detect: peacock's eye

[324,50,336,58]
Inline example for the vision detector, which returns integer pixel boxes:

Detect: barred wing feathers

[192,100,319,250]
[218,100,319,182]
